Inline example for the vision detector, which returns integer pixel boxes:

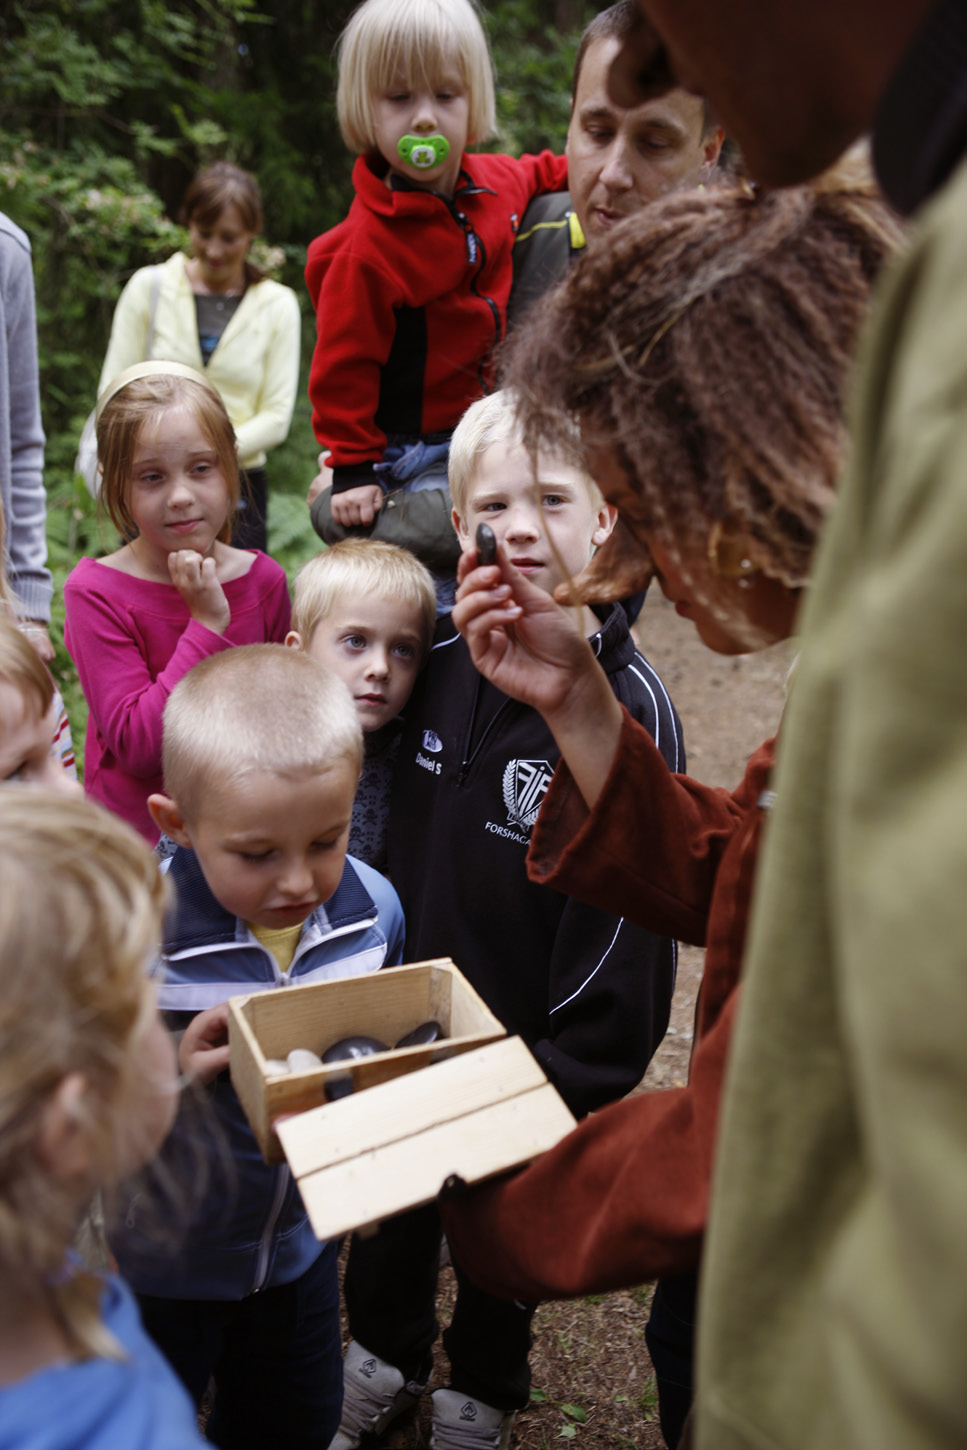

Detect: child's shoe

[430,1387,516,1449]
[329,1338,427,1449]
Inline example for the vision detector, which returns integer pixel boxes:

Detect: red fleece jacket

[305,150,568,491]
[442,711,776,1299]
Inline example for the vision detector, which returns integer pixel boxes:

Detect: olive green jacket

[697,157,967,1450]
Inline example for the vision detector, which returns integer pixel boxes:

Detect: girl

[98,162,301,551]
[442,159,902,1447]
[64,361,291,842]
[0,791,213,1449]
[306,0,568,610]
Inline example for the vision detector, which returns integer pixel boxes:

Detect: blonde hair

[95,370,239,542]
[448,389,600,521]
[0,613,53,724]
[162,644,364,823]
[337,0,496,153]
[0,792,167,1361]
[292,541,436,659]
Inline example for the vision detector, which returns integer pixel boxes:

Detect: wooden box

[228,958,576,1237]
[229,958,506,1164]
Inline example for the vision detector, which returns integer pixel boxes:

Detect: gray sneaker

[329,1339,427,1449]
[429,1388,516,1450]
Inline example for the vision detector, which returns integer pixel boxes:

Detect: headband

[95,361,212,423]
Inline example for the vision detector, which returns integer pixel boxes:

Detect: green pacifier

[398,133,450,169]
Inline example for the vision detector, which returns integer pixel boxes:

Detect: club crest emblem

[502,758,553,832]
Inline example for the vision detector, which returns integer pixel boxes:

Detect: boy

[286,540,436,872]
[305,0,568,608]
[112,645,405,1450]
[333,392,683,1449]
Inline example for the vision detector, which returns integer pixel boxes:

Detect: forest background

[0,0,594,730]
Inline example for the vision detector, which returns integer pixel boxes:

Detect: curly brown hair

[504,151,903,599]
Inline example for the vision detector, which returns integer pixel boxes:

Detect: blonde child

[287,539,435,870]
[306,0,568,610]
[111,645,405,1450]
[332,390,682,1449]
[63,361,291,842]
[0,791,209,1449]
[0,614,77,790]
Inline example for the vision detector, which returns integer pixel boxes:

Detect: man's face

[609,2,871,187]
[567,34,720,244]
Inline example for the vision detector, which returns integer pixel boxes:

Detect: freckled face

[185,765,358,930]
[301,591,426,733]
[454,441,614,600]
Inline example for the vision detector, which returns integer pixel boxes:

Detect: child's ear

[591,503,618,549]
[452,508,472,550]
[284,630,303,650]
[36,1072,94,1180]
[148,793,192,847]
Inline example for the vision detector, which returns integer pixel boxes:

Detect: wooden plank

[292,1083,576,1241]
[277,1037,547,1176]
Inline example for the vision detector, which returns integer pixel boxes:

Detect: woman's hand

[453,544,599,717]
[179,1004,231,1086]
[454,543,625,811]
[330,483,383,527]
[169,550,230,635]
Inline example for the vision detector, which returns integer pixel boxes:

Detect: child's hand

[169,550,231,635]
[179,1004,231,1086]
[330,484,383,527]
[453,542,596,717]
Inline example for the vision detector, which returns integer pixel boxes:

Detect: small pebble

[264,1058,290,1075]
[322,1034,388,1063]
[287,1047,323,1072]
[395,1020,444,1048]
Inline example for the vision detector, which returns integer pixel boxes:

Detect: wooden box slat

[276,1035,549,1177]
[279,1041,576,1240]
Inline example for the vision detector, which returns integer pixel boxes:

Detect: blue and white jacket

[112,847,405,1302]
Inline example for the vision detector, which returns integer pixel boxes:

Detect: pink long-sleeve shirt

[64,551,291,841]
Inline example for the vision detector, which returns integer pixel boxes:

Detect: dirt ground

[345,588,793,1450]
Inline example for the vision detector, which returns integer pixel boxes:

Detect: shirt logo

[422,729,443,753]
[502,758,553,832]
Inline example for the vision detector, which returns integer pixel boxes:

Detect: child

[440,168,902,1449]
[305,0,569,609]
[0,790,208,1449]
[286,539,436,871]
[111,644,406,1450]
[332,390,683,1449]
[63,360,291,843]
[0,611,77,790]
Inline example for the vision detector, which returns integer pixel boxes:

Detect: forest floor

[340,586,794,1450]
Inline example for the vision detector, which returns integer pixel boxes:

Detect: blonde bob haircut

[0,613,54,724]
[337,0,497,154]
[292,541,436,661]
[95,369,240,543]
[0,791,167,1362]
[448,388,601,522]
[162,644,363,824]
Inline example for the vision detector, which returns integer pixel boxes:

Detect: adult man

[507,0,723,325]
[610,2,966,1448]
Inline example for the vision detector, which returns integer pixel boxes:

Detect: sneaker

[430,1388,516,1450]
[329,1339,427,1449]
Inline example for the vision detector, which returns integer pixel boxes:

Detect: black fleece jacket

[388,605,684,1118]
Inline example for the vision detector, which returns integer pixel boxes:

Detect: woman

[99,162,301,550]
[441,157,901,1447]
